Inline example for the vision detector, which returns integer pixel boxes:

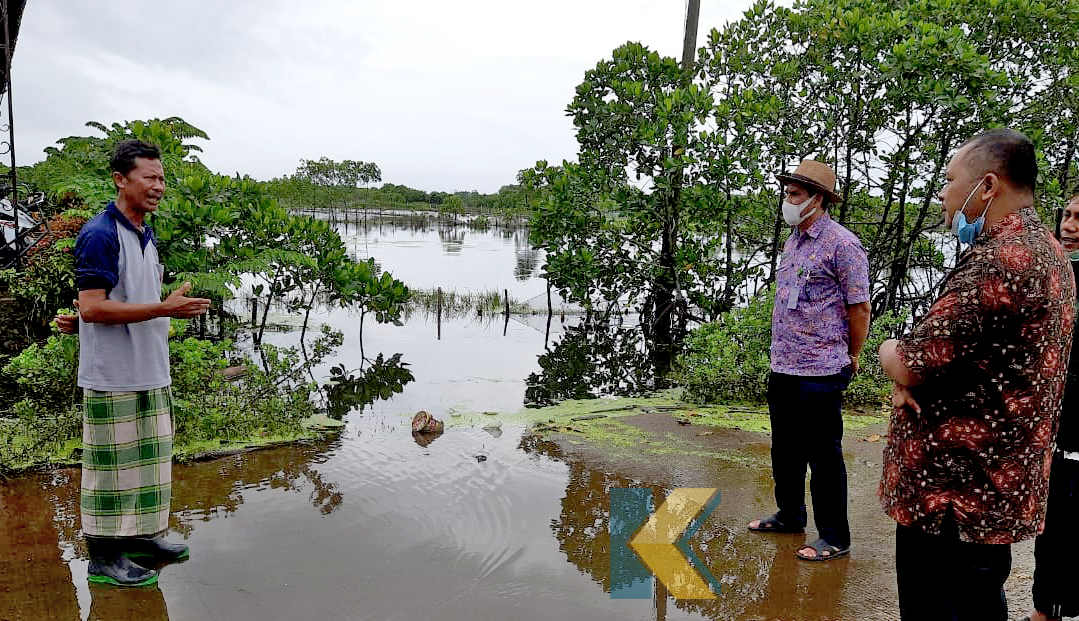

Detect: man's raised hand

[162,282,211,318]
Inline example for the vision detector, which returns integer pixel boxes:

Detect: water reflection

[323,210,530,236]
[87,584,168,620]
[0,471,81,621]
[170,436,345,530]
[0,436,344,620]
[525,323,656,407]
[324,353,415,419]
[438,224,466,255]
[522,434,858,621]
[3,417,889,620]
[411,429,444,447]
[514,231,539,281]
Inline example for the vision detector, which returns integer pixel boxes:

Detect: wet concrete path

[0,409,1039,620]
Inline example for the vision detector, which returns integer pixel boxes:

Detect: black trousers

[1032,451,1079,619]
[766,369,851,548]
[896,515,1011,621]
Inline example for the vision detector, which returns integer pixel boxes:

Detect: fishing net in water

[521,288,586,314]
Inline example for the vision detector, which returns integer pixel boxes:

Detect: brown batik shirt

[880,207,1076,544]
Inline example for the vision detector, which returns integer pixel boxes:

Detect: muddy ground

[524,404,1040,621]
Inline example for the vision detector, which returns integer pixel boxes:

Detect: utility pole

[1,0,15,204]
[652,0,702,375]
[681,0,701,71]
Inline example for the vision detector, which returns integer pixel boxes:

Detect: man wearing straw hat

[747,159,871,563]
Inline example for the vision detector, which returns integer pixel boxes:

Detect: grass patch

[172,417,344,462]
[406,288,532,317]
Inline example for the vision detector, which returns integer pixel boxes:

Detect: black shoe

[86,536,159,587]
[124,535,190,565]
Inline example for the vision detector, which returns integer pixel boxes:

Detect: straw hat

[775,159,842,204]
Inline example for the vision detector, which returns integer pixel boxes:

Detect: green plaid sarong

[80,387,174,537]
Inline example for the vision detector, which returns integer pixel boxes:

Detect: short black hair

[960,128,1037,193]
[110,140,161,177]
[1071,183,1079,203]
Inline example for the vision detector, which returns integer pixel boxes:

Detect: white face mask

[782,195,818,227]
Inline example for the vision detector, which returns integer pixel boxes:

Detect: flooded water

[0,214,914,620]
[251,214,655,415]
[1,415,903,621]
[256,215,574,417]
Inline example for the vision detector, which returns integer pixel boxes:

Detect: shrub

[0,326,345,473]
[845,312,906,407]
[0,210,88,340]
[167,330,339,445]
[675,287,903,409]
[2,333,80,414]
[675,289,774,405]
[0,333,81,474]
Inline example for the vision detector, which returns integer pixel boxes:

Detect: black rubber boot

[86,536,159,587]
[124,534,190,565]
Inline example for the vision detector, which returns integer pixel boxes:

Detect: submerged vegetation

[406,288,532,318]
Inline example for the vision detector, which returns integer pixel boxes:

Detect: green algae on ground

[0,415,345,475]
[446,392,690,429]
[446,393,885,435]
[649,433,769,468]
[440,393,886,465]
[689,403,885,433]
[566,417,649,452]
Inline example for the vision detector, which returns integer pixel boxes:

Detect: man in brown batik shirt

[879,129,1075,621]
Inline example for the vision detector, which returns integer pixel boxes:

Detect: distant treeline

[264,157,532,219]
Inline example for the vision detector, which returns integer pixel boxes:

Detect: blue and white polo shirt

[74,202,170,391]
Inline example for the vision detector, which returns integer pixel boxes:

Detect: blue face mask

[950,177,992,244]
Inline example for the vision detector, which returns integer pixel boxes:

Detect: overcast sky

[11,1,780,194]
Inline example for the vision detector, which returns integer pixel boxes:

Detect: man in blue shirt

[58,140,209,587]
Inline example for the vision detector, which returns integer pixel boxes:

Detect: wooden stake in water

[545,282,553,349]
[437,287,442,340]
[503,288,510,336]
